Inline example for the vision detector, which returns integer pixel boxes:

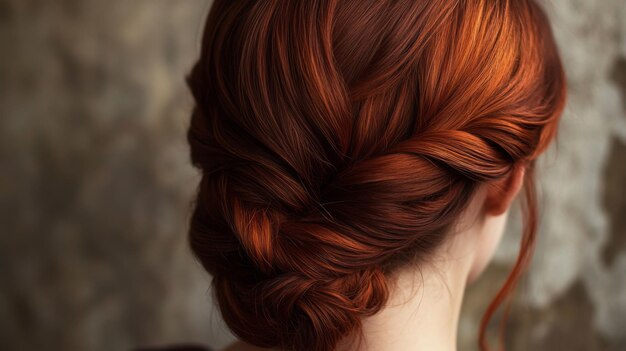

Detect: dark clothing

[132,344,211,351]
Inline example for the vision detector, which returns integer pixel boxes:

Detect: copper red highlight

[185,1,567,350]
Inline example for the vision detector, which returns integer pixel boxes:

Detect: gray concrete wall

[1,0,624,350]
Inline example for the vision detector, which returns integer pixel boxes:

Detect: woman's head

[185,0,566,350]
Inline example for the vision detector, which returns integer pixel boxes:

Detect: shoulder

[221,341,277,351]
[133,344,211,351]
[133,340,273,351]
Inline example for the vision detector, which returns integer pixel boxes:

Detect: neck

[336,236,475,351]
[227,236,476,351]
[226,208,485,351]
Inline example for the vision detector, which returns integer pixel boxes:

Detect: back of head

[185,1,566,350]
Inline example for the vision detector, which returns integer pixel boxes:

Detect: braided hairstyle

[185,0,566,350]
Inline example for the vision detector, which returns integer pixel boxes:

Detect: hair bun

[212,267,388,351]
[186,0,566,350]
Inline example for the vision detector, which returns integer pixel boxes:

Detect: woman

[183,0,566,350]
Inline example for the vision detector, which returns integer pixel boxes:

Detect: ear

[483,163,525,216]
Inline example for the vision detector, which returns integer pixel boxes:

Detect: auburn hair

[185,0,566,350]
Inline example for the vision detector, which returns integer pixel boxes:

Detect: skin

[223,165,525,351]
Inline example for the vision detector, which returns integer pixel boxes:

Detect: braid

[186,1,567,350]
[189,129,512,350]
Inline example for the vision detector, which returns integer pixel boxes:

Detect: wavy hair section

[185,1,567,350]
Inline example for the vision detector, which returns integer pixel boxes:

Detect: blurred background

[1,0,625,350]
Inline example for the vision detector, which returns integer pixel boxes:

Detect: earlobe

[484,163,525,216]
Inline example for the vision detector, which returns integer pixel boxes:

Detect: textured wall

[1,0,624,350]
